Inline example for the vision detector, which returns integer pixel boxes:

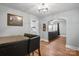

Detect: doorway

[48,19,66,42]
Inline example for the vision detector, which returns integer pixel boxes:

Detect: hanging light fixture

[38,3,48,14]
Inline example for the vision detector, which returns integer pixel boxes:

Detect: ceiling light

[38,3,48,14]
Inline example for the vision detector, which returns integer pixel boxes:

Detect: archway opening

[48,19,66,42]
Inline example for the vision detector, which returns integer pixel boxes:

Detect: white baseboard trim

[40,38,49,42]
[59,35,66,37]
[66,45,79,51]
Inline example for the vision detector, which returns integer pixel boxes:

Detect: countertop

[0,35,29,45]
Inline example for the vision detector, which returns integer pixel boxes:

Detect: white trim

[40,38,49,42]
[59,35,66,37]
[66,45,79,51]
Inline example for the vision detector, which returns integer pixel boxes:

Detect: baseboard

[66,45,79,51]
[40,38,49,42]
[59,35,66,37]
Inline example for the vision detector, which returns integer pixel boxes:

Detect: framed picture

[7,13,23,26]
[43,24,46,31]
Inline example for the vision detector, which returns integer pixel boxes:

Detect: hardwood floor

[33,36,79,56]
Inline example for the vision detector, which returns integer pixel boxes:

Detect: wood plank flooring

[33,36,79,56]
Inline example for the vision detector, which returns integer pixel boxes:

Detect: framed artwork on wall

[43,24,46,31]
[7,13,23,26]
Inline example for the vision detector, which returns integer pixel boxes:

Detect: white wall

[30,19,39,35]
[39,20,48,40]
[40,8,79,50]
[0,5,39,37]
[59,21,66,36]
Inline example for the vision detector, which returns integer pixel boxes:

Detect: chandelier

[38,3,48,14]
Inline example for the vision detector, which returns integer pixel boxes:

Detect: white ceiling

[0,3,79,18]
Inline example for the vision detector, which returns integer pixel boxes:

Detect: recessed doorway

[48,19,66,42]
